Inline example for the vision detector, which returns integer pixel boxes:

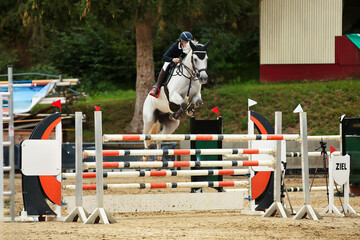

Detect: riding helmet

[179,31,193,42]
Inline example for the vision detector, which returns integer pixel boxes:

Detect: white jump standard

[64,112,89,223]
[293,111,322,220]
[84,111,116,224]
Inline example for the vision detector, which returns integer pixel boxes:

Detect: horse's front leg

[155,140,162,161]
[169,92,187,120]
[187,93,203,116]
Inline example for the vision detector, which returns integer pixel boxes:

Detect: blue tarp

[1,81,56,114]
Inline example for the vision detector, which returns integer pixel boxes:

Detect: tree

[75,0,161,133]
[0,0,84,71]
[126,3,159,133]
[2,0,261,133]
[84,0,259,133]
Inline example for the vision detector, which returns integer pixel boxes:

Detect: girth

[164,85,181,113]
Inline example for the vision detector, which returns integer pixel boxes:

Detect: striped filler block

[83,160,275,169]
[103,134,300,142]
[82,148,275,158]
[286,151,341,157]
[62,169,251,179]
[63,180,250,190]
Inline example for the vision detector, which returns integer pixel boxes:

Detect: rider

[149,31,193,98]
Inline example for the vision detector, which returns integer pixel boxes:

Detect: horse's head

[189,40,210,84]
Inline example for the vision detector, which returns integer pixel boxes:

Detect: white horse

[142,40,210,158]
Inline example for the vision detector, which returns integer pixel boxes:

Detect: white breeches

[162,62,170,71]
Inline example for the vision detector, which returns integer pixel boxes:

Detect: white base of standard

[241,210,265,216]
[64,192,246,214]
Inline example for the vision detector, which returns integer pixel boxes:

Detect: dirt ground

[1,173,360,240]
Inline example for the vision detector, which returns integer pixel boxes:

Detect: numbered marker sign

[331,155,350,185]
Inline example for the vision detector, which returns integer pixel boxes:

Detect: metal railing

[0,66,15,222]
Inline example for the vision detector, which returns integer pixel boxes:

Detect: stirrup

[149,87,160,98]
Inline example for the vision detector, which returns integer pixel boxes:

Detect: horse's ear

[189,41,197,51]
[203,40,211,50]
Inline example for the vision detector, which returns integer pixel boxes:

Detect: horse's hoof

[181,102,188,110]
[169,114,176,121]
[141,156,148,162]
[169,112,181,120]
[196,99,204,107]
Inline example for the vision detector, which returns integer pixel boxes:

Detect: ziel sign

[331,155,350,186]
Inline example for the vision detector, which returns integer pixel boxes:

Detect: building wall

[260,0,342,64]
[335,36,360,65]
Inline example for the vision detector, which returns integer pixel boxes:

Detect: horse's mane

[182,40,207,65]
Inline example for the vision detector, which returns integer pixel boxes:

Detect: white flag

[293,104,303,113]
[248,99,257,108]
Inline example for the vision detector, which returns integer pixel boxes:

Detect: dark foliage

[0,0,260,91]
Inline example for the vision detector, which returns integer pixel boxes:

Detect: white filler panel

[21,139,61,176]
[64,191,246,213]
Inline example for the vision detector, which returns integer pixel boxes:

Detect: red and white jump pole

[103,134,300,142]
[82,159,274,169]
[63,169,251,179]
[63,180,250,191]
[83,148,275,158]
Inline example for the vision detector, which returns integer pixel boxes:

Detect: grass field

[68,79,360,141]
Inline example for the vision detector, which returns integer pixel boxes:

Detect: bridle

[174,50,208,81]
[191,51,208,79]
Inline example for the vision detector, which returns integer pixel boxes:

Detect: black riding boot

[149,69,167,98]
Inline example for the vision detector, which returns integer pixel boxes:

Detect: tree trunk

[125,21,155,133]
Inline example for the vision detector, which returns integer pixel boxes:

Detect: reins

[174,56,197,103]
[171,49,208,103]
[174,50,207,81]
[175,61,196,81]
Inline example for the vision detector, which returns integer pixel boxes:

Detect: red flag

[211,106,219,118]
[95,106,100,111]
[51,99,61,112]
[330,146,336,155]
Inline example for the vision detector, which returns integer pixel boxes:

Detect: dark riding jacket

[162,42,186,62]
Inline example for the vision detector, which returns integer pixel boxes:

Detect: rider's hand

[172,58,180,63]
